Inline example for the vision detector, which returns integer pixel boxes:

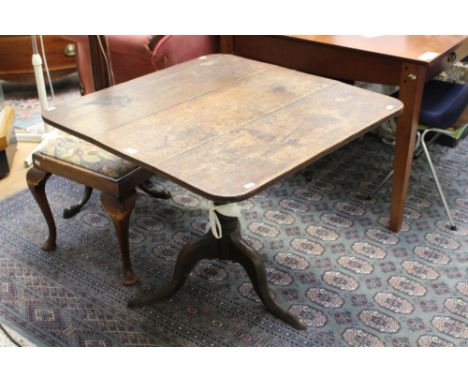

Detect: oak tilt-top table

[221,35,468,232]
[43,54,402,329]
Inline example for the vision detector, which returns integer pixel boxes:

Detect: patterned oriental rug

[0,134,467,346]
[1,75,81,135]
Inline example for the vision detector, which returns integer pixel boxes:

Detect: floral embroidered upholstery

[39,133,138,179]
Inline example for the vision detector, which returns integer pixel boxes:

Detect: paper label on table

[243,182,256,189]
[418,51,439,61]
[124,147,138,155]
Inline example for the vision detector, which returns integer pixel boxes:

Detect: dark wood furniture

[24,36,170,285]
[87,36,111,91]
[0,35,77,83]
[221,35,468,232]
[26,139,167,286]
[42,54,402,329]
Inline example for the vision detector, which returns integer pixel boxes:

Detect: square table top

[288,35,468,65]
[43,54,403,203]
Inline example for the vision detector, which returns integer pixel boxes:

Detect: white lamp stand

[23,35,57,167]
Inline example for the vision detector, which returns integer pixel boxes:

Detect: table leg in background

[390,62,426,232]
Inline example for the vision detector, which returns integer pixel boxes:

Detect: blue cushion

[419,80,468,129]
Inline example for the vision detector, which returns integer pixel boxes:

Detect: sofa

[63,35,218,94]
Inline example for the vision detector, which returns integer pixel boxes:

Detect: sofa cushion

[420,80,468,129]
[39,133,138,179]
[107,35,156,84]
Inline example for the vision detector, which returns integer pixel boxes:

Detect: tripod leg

[139,179,171,199]
[229,231,306,330]
[128,232,217,308]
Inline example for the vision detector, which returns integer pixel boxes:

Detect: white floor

[0,321,36,347]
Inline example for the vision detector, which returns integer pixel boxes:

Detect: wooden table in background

[221,35,468,232]
[43,54,402,329]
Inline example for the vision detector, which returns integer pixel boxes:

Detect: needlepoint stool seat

[39,133,139,179]
[26,132,165,286]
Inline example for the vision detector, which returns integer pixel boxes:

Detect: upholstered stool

[26,132,169,286]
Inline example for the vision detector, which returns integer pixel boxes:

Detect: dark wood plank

[44,54,269,138]
[91,65,333,169]
[156,81,402,201]
[43,54,403,202]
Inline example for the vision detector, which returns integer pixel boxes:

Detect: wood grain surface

[43,54,403,202]
[289,35,468,65]
[221,36,467,232]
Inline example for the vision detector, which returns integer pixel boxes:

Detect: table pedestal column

[128,213,306,330]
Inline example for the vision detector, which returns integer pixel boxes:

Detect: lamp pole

[31,35,51,133]
[24,36,56,166]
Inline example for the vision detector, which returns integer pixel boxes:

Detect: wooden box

[0,106,17,178]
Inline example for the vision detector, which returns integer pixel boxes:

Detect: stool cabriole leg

[100,191,138,286]
[63,186,93,218]
[26,167,57,251]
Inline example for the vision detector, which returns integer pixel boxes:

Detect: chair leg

[100,191,138,286]
[367,132,422,200]
[139,179,171,199]
[420,132,457,230]
[26,167,57,251]
[414,131,439,159]
[366,169,394,200]
[63,186,93,218]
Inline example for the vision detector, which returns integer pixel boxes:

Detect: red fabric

[152,35,218,70]
[62,35,93,94]
[62,35,218,95]
[107,35,155,85]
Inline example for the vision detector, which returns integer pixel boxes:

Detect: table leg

[101,191,138,286]
[26,167,56,251]
[128,213,306,330]
[139,179,171,199]
[63,186,93,218]
[220,36,234,53]
[390,62,426,232]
